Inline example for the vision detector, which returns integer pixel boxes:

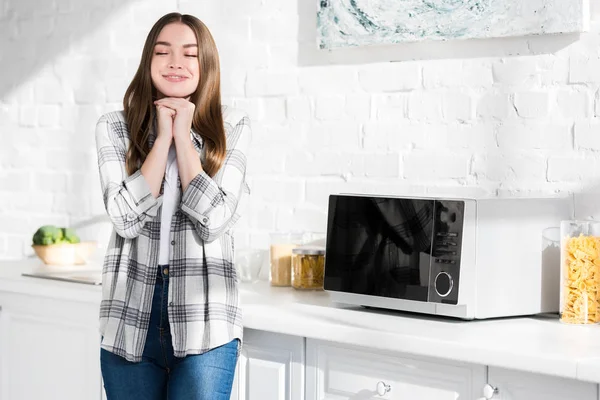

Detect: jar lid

[292,245,326,255]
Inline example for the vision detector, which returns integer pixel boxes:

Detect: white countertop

[2,258,600,383]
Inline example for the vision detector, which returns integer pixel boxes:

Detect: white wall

[1,0,600,259]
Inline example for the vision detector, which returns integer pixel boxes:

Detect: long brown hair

[123,13,226,177]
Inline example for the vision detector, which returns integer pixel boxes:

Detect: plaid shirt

[95,106,250,362]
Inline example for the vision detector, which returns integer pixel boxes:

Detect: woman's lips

[163,75,188,82]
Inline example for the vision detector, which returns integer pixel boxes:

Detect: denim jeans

[101,265,240,400]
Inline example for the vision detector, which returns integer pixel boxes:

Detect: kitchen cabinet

[0,291,102,400]
[233,328,305,400]
[306,339,486,400]
[488,367,597,400]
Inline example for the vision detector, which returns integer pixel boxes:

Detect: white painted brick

[232,98,263,123]
[246,148,285,175]
[292,208,328,233]
[513,92,550,118]
[476,93,512,119]
[570,57,600,84]
[425,123,496,150]
[497,123,571,150]
[442,93,473,121]
[345,94,371,121]
[493,58,540,86]
[299,67,359,94]
[270,43,300,69]
[312,153,349,176]
[33,172,69,193]
[472,153,546,181]
[69,173,97,195]
[555,89,591,119]
[19,106,38,127]
[315,95,345,121]
[0,215,32,236]
[37,105,61,128]
[286,97,312,121]
[538,56,569,86]
[373,94,408,121]
[45,150,98,172]
[364,154,400,178]
[34,78,69,104]
[305,180,349,207]
[4,235,28,259]
[363,122,426,151]
[252,123,304,148]
[285,152,315,176]
[575,120,600,151]
[0,235,6,257]
[0,104,18,127]
[408,92,443,121]
[246,70,298,97]
[547,156,599,182]
[0,171,31,192]
[7,84,34,105]
[250,16,298,43]
[423,61,492,89]
[275,206,297,232]
[261,98,286,124]
[221,68,247,97]
[306,121,360,150]
[246,205,276,231]
[74,81,106,105]
[251,178,304,204]
[403,153,470,179]
[358,62,420,92]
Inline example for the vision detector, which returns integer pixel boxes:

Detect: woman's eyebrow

[155,41,198,48]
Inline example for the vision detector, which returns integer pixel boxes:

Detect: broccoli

[32,225,62,246]
[61,227,80,244]
[32,225,80,245]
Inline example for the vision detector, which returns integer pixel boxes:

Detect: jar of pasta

[269,232,303,287]
[291,245,326,290]
[560,220,600,324]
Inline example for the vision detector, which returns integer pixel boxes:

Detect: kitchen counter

[2,258,600,383]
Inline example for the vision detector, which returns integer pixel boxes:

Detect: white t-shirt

[159,143,179,265]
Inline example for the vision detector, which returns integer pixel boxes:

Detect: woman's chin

[156,88,194,99]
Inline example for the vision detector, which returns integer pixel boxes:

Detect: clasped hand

[154,97,195,143]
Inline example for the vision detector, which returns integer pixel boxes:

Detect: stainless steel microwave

[324,194,573,319]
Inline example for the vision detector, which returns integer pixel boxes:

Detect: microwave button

[447,232,458,237]
[434,272,453,297]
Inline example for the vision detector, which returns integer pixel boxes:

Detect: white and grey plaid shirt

[95,106,250,362]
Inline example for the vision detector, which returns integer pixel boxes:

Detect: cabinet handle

[376,381,391,396]
[477,384,499,400]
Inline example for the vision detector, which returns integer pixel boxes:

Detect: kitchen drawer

[306,339,485,400]
[488,367,597,400]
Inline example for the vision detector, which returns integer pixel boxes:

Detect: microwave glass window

[325,196,436,301]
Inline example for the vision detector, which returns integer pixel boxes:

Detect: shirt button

[163,267,169,276]
[127,213,135,221]
[169,302,174,307]
[201,217,208,223]
[171,240,175,245]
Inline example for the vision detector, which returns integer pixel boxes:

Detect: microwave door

[324,196,436,303]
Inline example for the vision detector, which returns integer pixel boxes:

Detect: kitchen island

[1,258,599,400]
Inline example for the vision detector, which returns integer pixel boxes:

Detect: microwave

[324,194,573,320]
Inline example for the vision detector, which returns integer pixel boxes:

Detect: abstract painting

[317,0,589,49]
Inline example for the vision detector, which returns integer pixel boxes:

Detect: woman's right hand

[156,105,176,142]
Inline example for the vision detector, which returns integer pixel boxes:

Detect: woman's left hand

[153,97,195,143]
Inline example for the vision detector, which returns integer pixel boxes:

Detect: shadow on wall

[296,0,583,65]
[0,0,140,101]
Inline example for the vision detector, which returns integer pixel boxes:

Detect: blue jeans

[101,265,240,400]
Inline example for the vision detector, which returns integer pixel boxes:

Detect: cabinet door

[0,292,102,400]
[488,367,597,400]
[306,339,486,400]
[236,329,304,400]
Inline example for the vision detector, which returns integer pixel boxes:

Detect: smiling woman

[94,11,251,400]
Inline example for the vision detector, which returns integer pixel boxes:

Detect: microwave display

[324,195,464,305]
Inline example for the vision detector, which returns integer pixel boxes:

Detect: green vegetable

[32,225,80,245]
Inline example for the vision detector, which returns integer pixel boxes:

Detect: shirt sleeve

[95,114,163,239]
[179,113,251,243]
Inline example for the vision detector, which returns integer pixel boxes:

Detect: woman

[94,12,250,400]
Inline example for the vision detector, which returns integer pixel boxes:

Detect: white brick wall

[2,0,600,259]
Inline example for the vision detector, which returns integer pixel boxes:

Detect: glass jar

[560,220,600,324]
[269,232,303,287]
[291,245,326,290]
